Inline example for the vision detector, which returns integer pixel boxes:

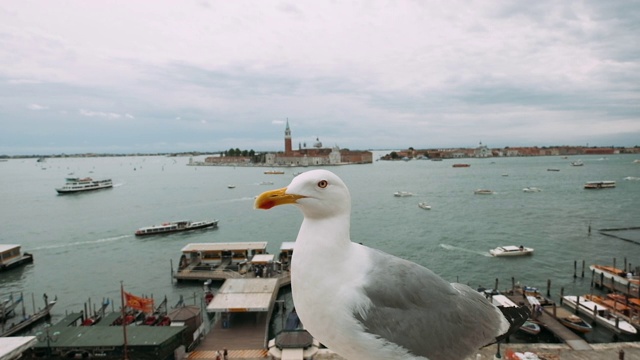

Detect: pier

[503,292,592,351]
[188,273,292,359]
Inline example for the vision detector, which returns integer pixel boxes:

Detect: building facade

[265,120,372,166]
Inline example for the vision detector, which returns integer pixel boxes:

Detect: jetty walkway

[188,274,291,360]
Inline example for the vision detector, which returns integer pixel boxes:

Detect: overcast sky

[1,1,639,155]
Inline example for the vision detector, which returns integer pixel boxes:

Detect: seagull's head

[254,169,351,219]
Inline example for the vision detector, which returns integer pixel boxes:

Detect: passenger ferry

[0,244,34,272]
[135,220,218,236]
[55,177,113,194]
[584,181,616,189]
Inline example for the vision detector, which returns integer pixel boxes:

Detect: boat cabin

[278,242,295,270]
[180,242,268,267]
[0,244,33,271]
[0,245,22,265]
[584,181,616,189]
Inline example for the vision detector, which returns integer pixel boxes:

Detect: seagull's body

[255,170,528,360]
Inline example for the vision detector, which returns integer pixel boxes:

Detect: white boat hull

[562,296,636,336]
[490,246,534,257]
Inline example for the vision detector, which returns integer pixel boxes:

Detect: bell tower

[284,119,292,155]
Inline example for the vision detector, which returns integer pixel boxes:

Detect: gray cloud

[0,0,638,155]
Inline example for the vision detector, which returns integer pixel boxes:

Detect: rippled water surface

[1,153,639,342]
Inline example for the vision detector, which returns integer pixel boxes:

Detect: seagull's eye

[317,180,328,188]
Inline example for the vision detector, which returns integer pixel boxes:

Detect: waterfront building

[264,120,372,166]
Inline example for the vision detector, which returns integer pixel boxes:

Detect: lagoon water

[1,153,640,343]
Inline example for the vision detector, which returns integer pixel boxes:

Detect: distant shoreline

[2,145,639,159]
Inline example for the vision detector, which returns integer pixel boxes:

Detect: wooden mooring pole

[546,279,551,297]
[581,260,585,278]
[573,260,577,278]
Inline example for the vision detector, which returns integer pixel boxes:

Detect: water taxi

[135,220,218,236]
[584,181,616,189]
[452,163,470,167]
[265,170,285,175]
[489,245,534,257]
[562,295,637,336]
[55,177,113,194]
[0,244,34,272]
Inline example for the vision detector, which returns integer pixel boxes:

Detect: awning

[207,278,279,313]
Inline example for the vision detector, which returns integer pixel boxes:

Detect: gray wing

[354,248,504,360]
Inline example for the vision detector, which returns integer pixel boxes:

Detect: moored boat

[583,294,640,330]
[452,163,470,167]
[562,295,637,336]
[135,220,218,236]
[489,245,534,257]
[589,264,640,290]
[519,320,541,335]
[0,244,34,272]
[55,177,113,194]
[544,305,593,334]
[489,295,539,335]
[0,293,23,321]
[1,294,56,337]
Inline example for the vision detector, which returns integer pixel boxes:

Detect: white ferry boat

[135,220,218,236]
[584,181,616,189]
[55,177,113,194]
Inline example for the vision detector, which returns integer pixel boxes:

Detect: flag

[124,291,154,313]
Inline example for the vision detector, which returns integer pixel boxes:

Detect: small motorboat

[558,314,593,334]
[418,202,431,210]
[474,189,494,195]
[522,187,542,193]
[519,320,541,336]
[393,191,414,197]
[489,245,534,257]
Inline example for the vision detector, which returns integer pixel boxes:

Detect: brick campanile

[284,119,292,156]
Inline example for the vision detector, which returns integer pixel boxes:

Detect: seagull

[255,169,529,360]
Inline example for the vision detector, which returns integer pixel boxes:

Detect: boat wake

[440,244,492,257]
[32,235,132,250]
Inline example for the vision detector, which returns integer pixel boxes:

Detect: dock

[0,296,56,337]
[173,242,272,282]
[188,273,291,359]
[503,292,592,351]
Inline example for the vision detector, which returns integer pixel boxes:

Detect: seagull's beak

[254,187,306,210]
